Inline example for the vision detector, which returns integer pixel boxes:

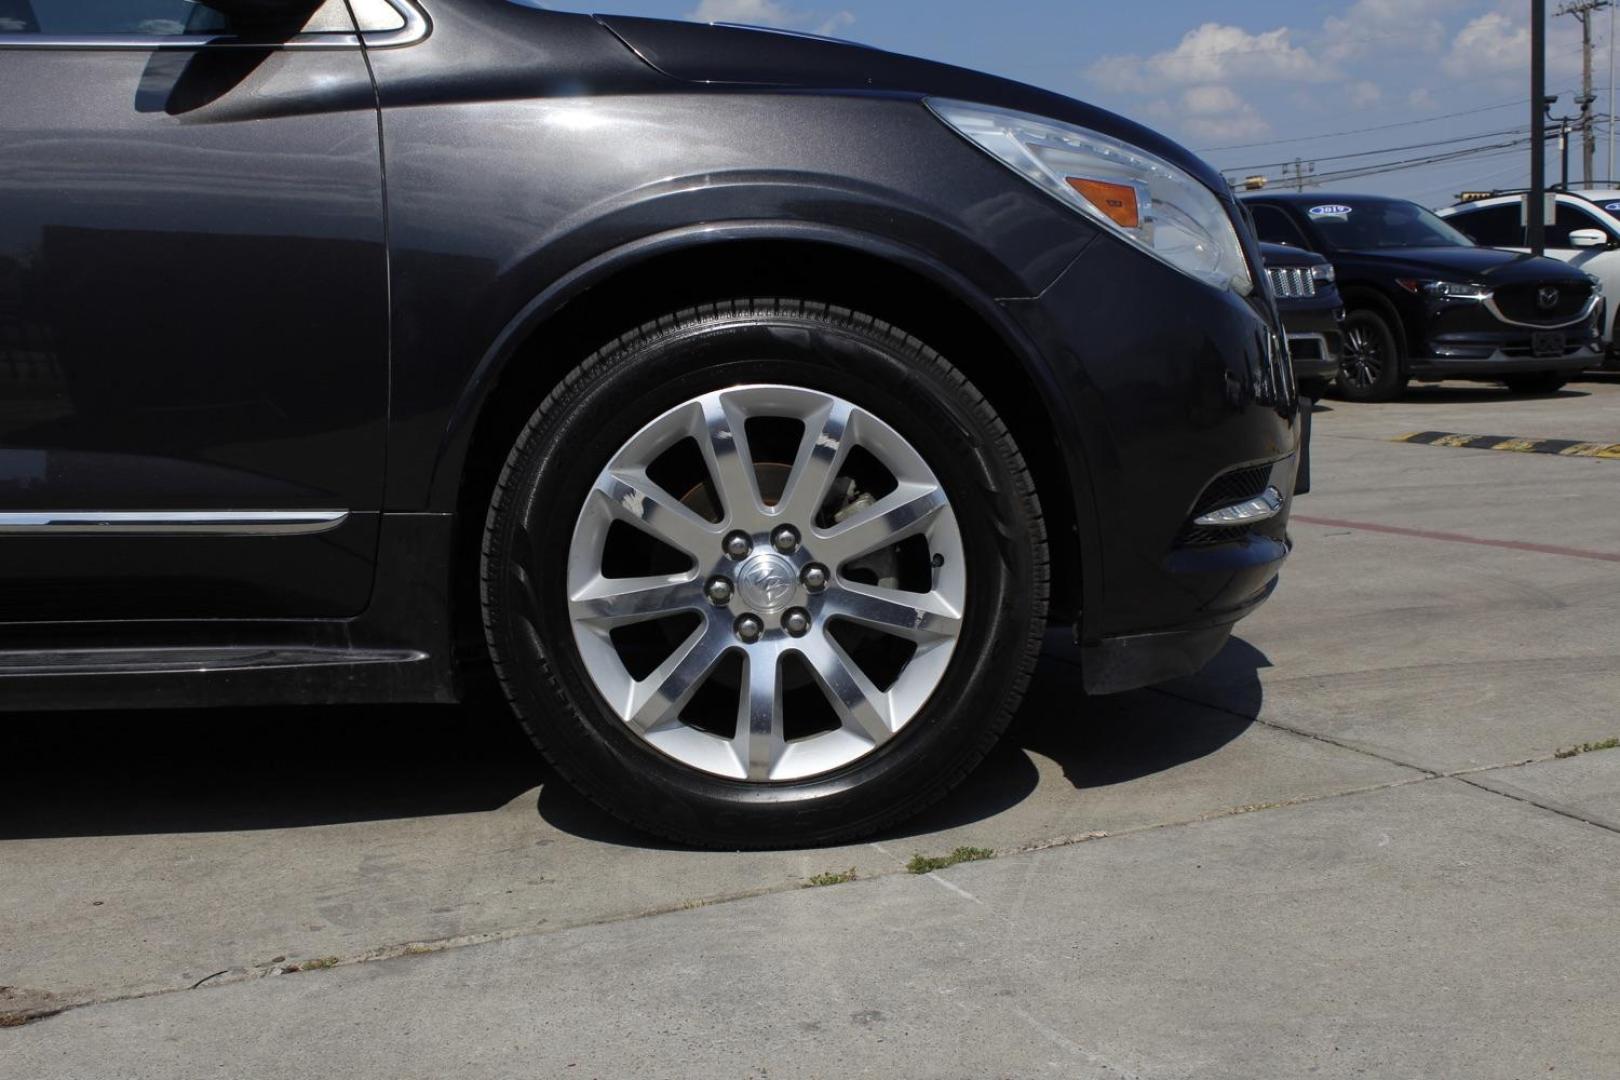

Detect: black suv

[0,0,1298,847]
[1259,242,1343,401]
[1244,193,1603,400]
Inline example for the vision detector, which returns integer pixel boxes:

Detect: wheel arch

[1339,284,1411,364]
[443,228,1097,668]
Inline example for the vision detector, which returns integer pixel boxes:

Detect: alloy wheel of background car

[1336,309,1407,402]
[481,300,1048,849]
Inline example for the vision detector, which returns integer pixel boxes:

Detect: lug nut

[735,614,765,643]
[724,532,753,560]
[783,609,811,637]
[706,577,734,606]
[802,564,829,592]
[772,525,800,554]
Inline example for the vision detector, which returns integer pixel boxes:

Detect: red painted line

[1293,514,1620,564]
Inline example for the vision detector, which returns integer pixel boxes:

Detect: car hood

[1259,242,1327,269]
[1332,245,1590,284]
[594,15,1230,197]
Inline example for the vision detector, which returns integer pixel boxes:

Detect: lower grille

[1181,465,1273,546]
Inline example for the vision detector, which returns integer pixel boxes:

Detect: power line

[1194,96,1533,152]
[1238,137,1535,189]
[1302,138,1534,186]
[1225,126,1531,172]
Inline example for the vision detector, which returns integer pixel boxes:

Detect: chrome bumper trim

[1194,487,1283,528]
[1482,293,1603,330]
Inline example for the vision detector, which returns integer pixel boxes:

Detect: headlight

[1586,272,1603,294]
[1397,279,1491,301]
[927,99,1253,296]
[1312,263,1336,286]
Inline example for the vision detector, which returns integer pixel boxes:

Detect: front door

[0,0,388,621]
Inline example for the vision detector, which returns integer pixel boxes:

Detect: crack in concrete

[9,680,1610,1031]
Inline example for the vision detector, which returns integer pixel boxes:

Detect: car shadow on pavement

[1352,385,1591,404]
[0,636,1269,846]
[0,700,545,840]
[532,633,1269,849]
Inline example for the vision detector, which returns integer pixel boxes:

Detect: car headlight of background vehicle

[927,99,1253,297]
[1397,279,1491,301]
[1586,272,1603,294]
[1312,263,1336,286]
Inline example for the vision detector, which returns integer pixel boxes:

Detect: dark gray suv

[0,0,1300,847]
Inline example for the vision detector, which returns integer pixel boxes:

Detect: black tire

[481,300,1049,849]
[1503,372,1568,395]
[1335,309,1408,402]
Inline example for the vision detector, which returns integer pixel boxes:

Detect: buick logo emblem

[1538,286,1561,311]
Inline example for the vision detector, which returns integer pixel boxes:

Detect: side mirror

[1567,228,1611,249]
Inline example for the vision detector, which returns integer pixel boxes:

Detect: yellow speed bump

[1396,432,1620,459]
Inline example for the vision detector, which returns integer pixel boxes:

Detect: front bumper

[1002,238,1298,695]
[1409,343,1603,378]
[1278,295,1344,384]
[1413,293,1604,378]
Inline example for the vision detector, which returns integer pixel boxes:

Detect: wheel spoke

[794,633,894,745]
[624,621,731,734]
[568,383,968,784]
[827,581,963,642]
[732,645,786,780]
[775,397,855,523]
[569,575,701,629]
[815,482,949,566]
[698,393,766,525]
[594,467,722,560]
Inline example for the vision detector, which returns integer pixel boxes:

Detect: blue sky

[542,0,1615,208]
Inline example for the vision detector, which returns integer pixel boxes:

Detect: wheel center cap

[736,552,798,614]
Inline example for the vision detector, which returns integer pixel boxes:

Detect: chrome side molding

[0,511,349,536]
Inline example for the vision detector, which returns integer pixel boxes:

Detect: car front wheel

[1336,309,1408,402]
[481,300,1048,848]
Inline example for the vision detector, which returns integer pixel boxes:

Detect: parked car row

[1250,193,1607,401]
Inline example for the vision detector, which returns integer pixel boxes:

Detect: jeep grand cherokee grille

[1267,267,1317,298]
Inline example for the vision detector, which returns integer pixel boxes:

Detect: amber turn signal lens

[1065,177,1140,229]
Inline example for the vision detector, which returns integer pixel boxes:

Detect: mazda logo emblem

[1538,286,1561,311]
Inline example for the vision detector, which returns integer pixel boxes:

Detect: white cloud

[1349,81,1382,108]
[1408,87,1439,111]
[0,16,29,30]
[1442,12,1528,78]
[1089,23,1331,94]
[1179,85,1269,140]
[1321,0,1461,62]
[686,0,854,37]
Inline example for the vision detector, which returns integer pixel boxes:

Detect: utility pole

[1282,158,1315,193]
[1556,0,1610,187]
[1532,0,1547,254]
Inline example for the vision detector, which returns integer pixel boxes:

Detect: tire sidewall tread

[479,300,1050,849]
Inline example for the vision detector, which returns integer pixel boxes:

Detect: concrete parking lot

[4,377,1618,1078]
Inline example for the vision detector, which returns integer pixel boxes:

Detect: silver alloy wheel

[566,385,967,782]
